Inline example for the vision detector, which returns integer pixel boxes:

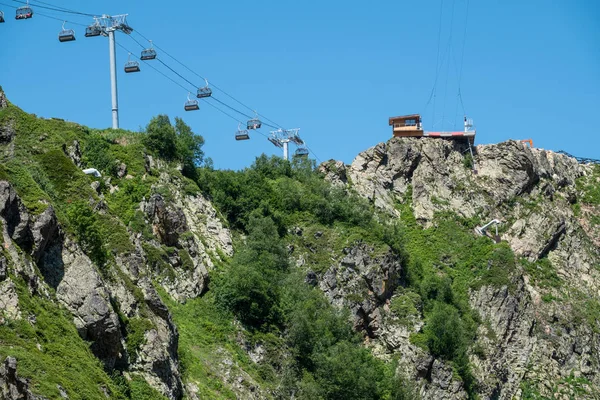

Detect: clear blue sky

[0,0,598,170]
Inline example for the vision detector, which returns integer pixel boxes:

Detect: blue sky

[0,0,598,170]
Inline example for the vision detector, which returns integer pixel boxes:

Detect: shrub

[65,201,107,269]
[423,302,466,360]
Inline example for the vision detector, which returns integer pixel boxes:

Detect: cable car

[295,147,309,157]
[85,22,103,37]
[124,54,140,73]
[196,80,212,98]
[140,40,156,60]
[247,118,261,130]
[0,11,5,23]
[184,93,199,111]
[235,124,250,141]
[58,22,76,42]
[15,5,33,20]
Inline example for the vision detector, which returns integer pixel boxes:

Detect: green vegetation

[143,115,205,179]
[160,289,261,399]
[125,317,155,362]
[65,201,108,269]
[576,165,600,205]
[520,258,561,289]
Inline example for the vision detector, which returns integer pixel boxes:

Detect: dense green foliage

[144,115,205,179]
[198,155,374,233]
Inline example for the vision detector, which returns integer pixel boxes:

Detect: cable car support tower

[268,129,305,161]
[89,15,133,129]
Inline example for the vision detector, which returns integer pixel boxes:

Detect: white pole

[108,30,119,129]
[283,141,289,161]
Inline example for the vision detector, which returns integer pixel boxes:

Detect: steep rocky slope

[1,84,599,400]
[318,137,600,399]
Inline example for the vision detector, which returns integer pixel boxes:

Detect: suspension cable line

[440,0,456,131]
[133,29,287,130]
[431,0,445,125]
[454,0,470,124]
[4,1,300,152]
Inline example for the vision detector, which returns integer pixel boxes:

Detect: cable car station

[388,114,476,145]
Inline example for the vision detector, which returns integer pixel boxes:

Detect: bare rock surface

[54,238,124,369]
[0,357,47,400]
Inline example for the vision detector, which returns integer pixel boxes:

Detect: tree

[143,115,205,180]
[144,115,177,161]
[175,117,204,177]
[213,215,287,329]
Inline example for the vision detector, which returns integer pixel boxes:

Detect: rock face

[53,238,125,369]
[139,171,233,303]
[319,137,600,399]
[0,357,47,400]
[319,244,403,337]
[0,181,32,249]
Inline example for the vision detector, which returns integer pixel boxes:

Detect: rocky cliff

[318,137,600,399]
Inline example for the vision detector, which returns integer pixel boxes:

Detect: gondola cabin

[235,129,250,141]
[184,100,199,111]
[0,11,5,23]
[247,118,261,130]
[124,61,140,73]
[85,25,103,37]
[140,48,156,61]
[59,28,76,42]
[295,147,309,157]
[15,6,33,19]
[389,114,424,138]
[196,86,212,98]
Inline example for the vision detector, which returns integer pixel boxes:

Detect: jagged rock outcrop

[63,140,82,168]
[468,279,536,399]
[319,243,403,337]
[0,119,15,144]
[53,238,125,369]
[318,159,348,187]
[145,193,189,247]
[0,181,32,250]
[0,357,47,400]
[0,89,7,109]
[139,170,233,302]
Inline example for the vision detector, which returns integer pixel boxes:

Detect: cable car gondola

[124,54,140,73]
[235,123,250,141]
[247,112,261,130]
[184,93,199,111]
[294,147,309,157]
[0,11,5,23]
[15,3,33,20]
[140,40,156,60]
[196,80,212,98]
[58,21,76,42]
[85,21,103,37]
